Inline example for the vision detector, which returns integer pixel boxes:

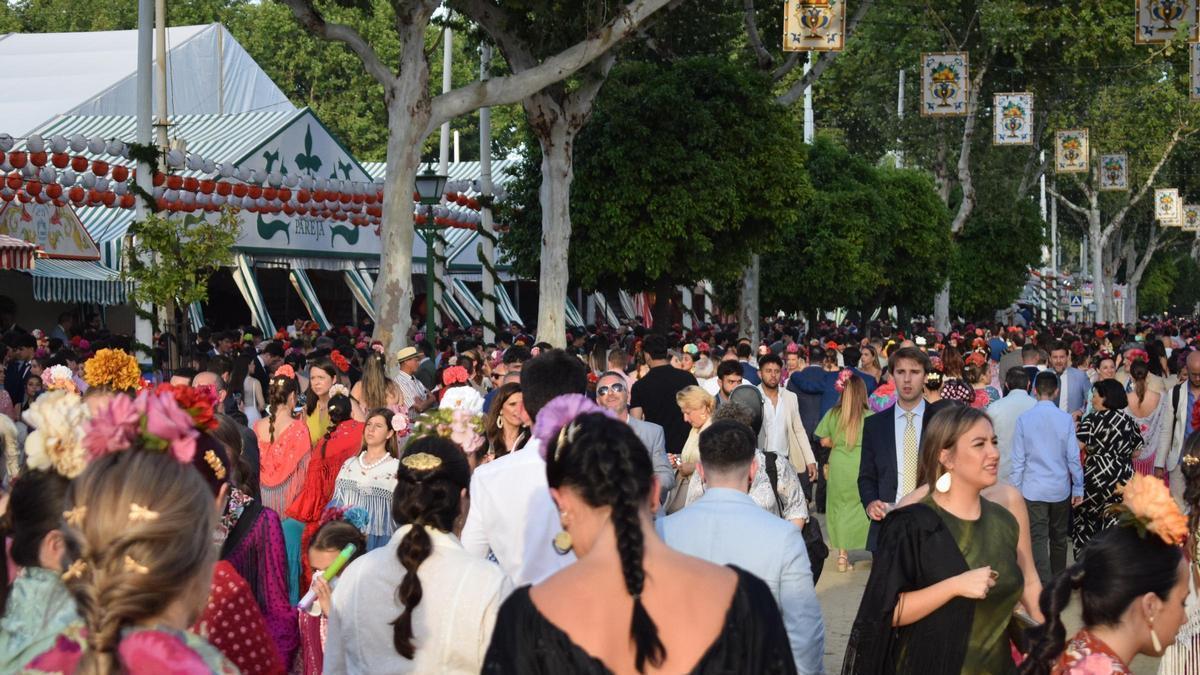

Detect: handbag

[763,451,829,584]
[665,473,691,515]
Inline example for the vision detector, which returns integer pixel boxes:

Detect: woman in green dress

[844,405,1023,675]
[816,371,872,571]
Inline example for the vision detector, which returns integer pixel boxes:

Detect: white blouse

[324,525,513,674]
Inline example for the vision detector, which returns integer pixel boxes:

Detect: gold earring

[553,511,573,555]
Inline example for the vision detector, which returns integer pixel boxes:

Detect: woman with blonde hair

[26,449,237,673]
[845,406,1023,674]
[350,349,402,419]
[665,385,714,513]
[815,371,872,572]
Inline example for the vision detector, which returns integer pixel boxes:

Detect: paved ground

[812,518,1160,674]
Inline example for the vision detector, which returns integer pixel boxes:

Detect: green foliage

[948,191,1045,319]
[123,209,239,309]
[1140,256,1179,315]
[1168,255,1200,313]
[500,57,809,291]
[760,134,951,314]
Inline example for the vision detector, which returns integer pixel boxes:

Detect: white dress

[329,452,400,551]
[1158,560,1200,674]
[324,525,513,674]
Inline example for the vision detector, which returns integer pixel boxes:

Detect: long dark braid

[1019,562,1083,675]
[320,394,354,459]
[546,412,665,672]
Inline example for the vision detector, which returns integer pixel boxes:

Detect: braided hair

[320,393,354,459]
[390,436,470,659]
[545,412,665,672]
[1019,525,1183,675]
[267,372,299,443]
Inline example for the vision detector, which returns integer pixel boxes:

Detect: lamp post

[414,165,448,345]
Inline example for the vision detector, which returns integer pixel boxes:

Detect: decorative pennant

[1184,204,1200,231]
[1135,0,1199,45]
[1156,188,1183,226]
[993,93,1034,145]
[921,52,970,117]
[1192,44,1200,101]
[1055,130,1089,173]
[1098,154,1129,191]
[783,0,846,52]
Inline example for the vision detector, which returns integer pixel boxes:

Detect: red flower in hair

[155,383,219,431]
[442,365,469,386]
[330,350,351,373]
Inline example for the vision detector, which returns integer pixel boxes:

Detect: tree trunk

[374,64,433,357]
[1126,283,1138,323]
[1090,220,1104,323]
[740,254,761,344]
[534,122,574,347]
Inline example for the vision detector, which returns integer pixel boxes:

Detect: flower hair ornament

[82,348,142,392]
[41,364,77,393]
[317,505,370,533]
[83,386,217,465]
[391,410,412,437]
[371,342,386,355]
[328,383,351,399]
[410,408,486,454]
[834,369,854,393]
[401,452,443,474]
[330,350,351,374]
[1109,473,1188,546]
[273,364,297,381]
[442,365,470,387]
[23,390,90,479]
[1125,348,1150,364]
[532,394,615,459]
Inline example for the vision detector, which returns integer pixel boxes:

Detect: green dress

[0,566,79,672]
[921,494,1022,675]
[815,407,872,550]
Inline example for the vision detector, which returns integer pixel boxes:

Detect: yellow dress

[306,405,331,447]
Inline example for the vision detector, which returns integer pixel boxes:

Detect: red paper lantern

[152,171,165,187]
[5,173,20,191]
[156,197,168,210]
[282,203,295,216]
[8,152,26,169]
[68,186,85,203]
[101,191,116,207]
[16,191,30,204]
[247,185,262,199]
[199,180,215,194]
[339,192,352,205]
[263,186,278,201]
[215,181,232,196]
[353,193,365,204]
[166,174,183,191]
[72,156,89,173]
[25,180,41,196]
[91,160,109,177]
[296,189,311,203]
[87,190,102,205]
[0,191,11,203]
[183,177,199,193]
[111,165,129,183]
[232,183,248,198]
[277,188,291,202]
[119,193,136,209]
[45,183,62,200]
[313,189,326,202]
[29,152,47,167]
[51,153,69,169]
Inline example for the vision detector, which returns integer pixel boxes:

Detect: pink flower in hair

[141,389,200,463]
[83,393,141,459]
[834,368,854,393]
[532,394,615,457]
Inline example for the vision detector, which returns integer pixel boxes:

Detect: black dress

[482,566,797,674]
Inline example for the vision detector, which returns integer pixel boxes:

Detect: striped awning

[441,289,473,329]
[451,278,483,321]
[30,259,129,305]
[343,266,375,322]
[232,253,275,336]
[565,296,585,329]
[289,268,330,331]
[494,283,523,326]
[593,292,620,328]
[0,235,37,271]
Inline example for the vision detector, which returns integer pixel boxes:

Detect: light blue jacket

[656,487,824,674]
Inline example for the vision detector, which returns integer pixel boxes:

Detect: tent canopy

[0,23,293,136]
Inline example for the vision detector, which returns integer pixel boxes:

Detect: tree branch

[430,0,673,127]
[772,52,801,82]
[1016,115,1050,198]
[775,0,875,106]
[450,0,538,71]
[280,0,397,87]
[743,0,774,69]
[1101,124,1188,247]
[949,58,989,235]
[1046,185,1090,218]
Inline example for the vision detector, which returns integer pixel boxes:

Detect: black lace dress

[482,566,798,674]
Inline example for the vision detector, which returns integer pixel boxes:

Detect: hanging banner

[1098,153,1129,191]
[0,203,100,260]
[1192,44,1200,101]
[783,0,846,52]
[1184,204,1200,231]
[993,93,1034,145]
[1136,0,1199,44]
[1155,188,1183,226]
[921,52,970,117]
[1055,129,1089,174]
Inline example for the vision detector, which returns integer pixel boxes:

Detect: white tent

[0,23,293,136]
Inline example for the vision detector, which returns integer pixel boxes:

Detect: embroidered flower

[23,390,90,478]
[82,348,142,391]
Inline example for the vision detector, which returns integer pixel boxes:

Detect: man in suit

[858,346,933,550]
[1156,350,1200,500]
[657,420,824,674]
[757,354,817,485]
[1049,341,1090,419]
[461,349,587,586]
[594,370,675,499]
[3,332,35,408]
[255,341,284,394]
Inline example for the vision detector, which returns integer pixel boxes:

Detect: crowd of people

[2,309,1200,673]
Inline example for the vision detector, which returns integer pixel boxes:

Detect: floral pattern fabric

[1052,630,1131,674]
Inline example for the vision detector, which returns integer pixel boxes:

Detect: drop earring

[935,471,952,493]
[1151,616,1163,655]
[552,511,573,555]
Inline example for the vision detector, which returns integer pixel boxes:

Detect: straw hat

[396,346,421,364]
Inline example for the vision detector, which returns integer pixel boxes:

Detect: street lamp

[414,165,448,345]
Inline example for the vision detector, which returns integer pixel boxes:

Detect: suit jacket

[627,416,676,498]
[759,387,817,472]
[415,357,436,391]
[657,488,824,674]
[1056,367,1091,415]
[253,355,271,395]
[858,403,932,550]
[1156,381,1192,473]
[3,361,29,407]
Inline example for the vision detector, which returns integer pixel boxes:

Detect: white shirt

[892,400,926,503]
[325,525,513,674]
[1057,369,1069,411]
[760,387,789,456]
[460,438,576,586]
[395,371,427,418]
[987,390,1037,481]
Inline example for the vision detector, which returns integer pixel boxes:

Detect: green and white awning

[30,259,129,305]
[593,292,620,328]
[441,289,473,329]
[232,254,275,336]
[451,278,484,321]
[565,296,585,329]
[494,283,523,326]
[344,265,375,322]
[289,268,330,331]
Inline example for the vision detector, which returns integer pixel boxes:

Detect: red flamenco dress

[286,419,365,582]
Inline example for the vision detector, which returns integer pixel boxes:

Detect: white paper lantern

[95,177,109,192]
[68,135,86,153]
[106,139,125,158]
[242,195,256,209]
[202,159,216,175]
[0,135,12,153]
[284,174,299,188]
[164,189,179,202]
[38,166,55,183]
[186,154,203,172]
[81,172,97,189]
[26,134,44,154]
[212,194,226,207]
[268,171,282,187]
[113,181,128,195]
[196,193,210,207]
[237,167,252,183]
[87,137,106,155]
[165,149,185,169]
[60,170,76,186]
[49,135,68,154]
[218,162,234,178]
[152,186,165,199]
[180,191,195,205]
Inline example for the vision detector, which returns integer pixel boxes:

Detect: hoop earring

[497,417,504,430]
[935,471,952,493]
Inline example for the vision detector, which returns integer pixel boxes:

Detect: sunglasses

[490,373,504,380]
[597,383,627,396]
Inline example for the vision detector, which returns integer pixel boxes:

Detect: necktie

[901,411,918,497]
